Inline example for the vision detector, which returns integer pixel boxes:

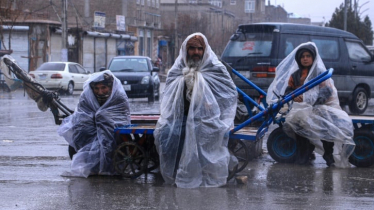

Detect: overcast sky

[271,0,374,24]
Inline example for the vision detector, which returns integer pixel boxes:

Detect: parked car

[29,62,91,95]
[367,45,374,55]
[221,23,374,114]
[101,56,160,102]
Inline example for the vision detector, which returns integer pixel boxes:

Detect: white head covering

[266,42,339,108]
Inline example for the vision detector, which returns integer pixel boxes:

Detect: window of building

[139,30,144,56]
[230,0,236,5]
[137,0,140,4]
[245,0,255,13]
[137,9,144,21]
[189,0,198,4]
[209,0,222,7]
[152,0,155,7]
[156,0,159,8]
[141,0,144,5]
[147,0,151,6]
[147,30,151,57]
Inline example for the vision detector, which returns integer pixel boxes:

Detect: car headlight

[141,76,150,84]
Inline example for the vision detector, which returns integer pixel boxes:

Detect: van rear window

[222,33,273,57]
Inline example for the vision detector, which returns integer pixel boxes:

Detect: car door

[68,64,82,89]
[75,64,90,89]
[345,40,374,97]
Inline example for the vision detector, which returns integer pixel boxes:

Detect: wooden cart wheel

[146,141,160,172]
[113,141,148,178]
[228,139,249,173]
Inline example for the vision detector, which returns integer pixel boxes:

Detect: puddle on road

[2,139,14,143]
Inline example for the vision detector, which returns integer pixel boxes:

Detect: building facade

[1,0,313,72]
[0,0,161,72]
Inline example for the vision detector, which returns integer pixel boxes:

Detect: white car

[30,62,91,95]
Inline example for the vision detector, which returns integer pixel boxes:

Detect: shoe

[296,153,311,165]
[323,154,335,167]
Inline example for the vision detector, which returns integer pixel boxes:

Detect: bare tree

[0,0,31,50]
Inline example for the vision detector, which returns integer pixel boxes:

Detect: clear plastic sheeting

[266,42,355,168]
[154,33,238,188]
[58,70,131,177]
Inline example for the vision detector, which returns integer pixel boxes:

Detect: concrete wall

[82,37,95,73]
[50,34,62,62]
[107,38,118,66]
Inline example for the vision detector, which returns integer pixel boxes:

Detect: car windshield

[36,63,66,71]
[222,32,273,57]
[109,58,149,72]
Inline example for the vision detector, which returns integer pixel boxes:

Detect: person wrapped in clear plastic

[58,70,131,177]
[154,33,238,188]
[266,42,355,168]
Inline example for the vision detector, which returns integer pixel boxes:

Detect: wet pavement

[1,88,374,210]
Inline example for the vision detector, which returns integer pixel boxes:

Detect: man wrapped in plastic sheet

[58,70,131,177]
[154,33,238,188]
[266,42,355,168]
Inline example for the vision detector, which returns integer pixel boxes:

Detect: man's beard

[187,57,202,68]
[95,93,111,106]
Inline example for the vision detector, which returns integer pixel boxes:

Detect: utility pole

[61,0,68,62]
[174,0,178,61]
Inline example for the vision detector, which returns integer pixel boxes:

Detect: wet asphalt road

[1,88,374,210]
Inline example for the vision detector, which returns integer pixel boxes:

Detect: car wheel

[349,87,368,114]
[66,82,74,95]
[148,86,155,103]
[267,127,298,163]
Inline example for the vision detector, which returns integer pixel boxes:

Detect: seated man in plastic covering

[154,33,238,188]
[58,70,131,177]
[266,42,355,168]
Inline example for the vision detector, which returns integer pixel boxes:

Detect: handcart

[229,64,374,169]
[112,65,336,179]
[2,55,374,181]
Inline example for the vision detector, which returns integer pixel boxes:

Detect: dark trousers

[296,134,335,166]
[322,140,335,166]
[296,134,315,164]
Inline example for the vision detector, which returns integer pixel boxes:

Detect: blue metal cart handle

[230,68,334,138]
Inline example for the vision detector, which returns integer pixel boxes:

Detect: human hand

[293,95,303,102]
